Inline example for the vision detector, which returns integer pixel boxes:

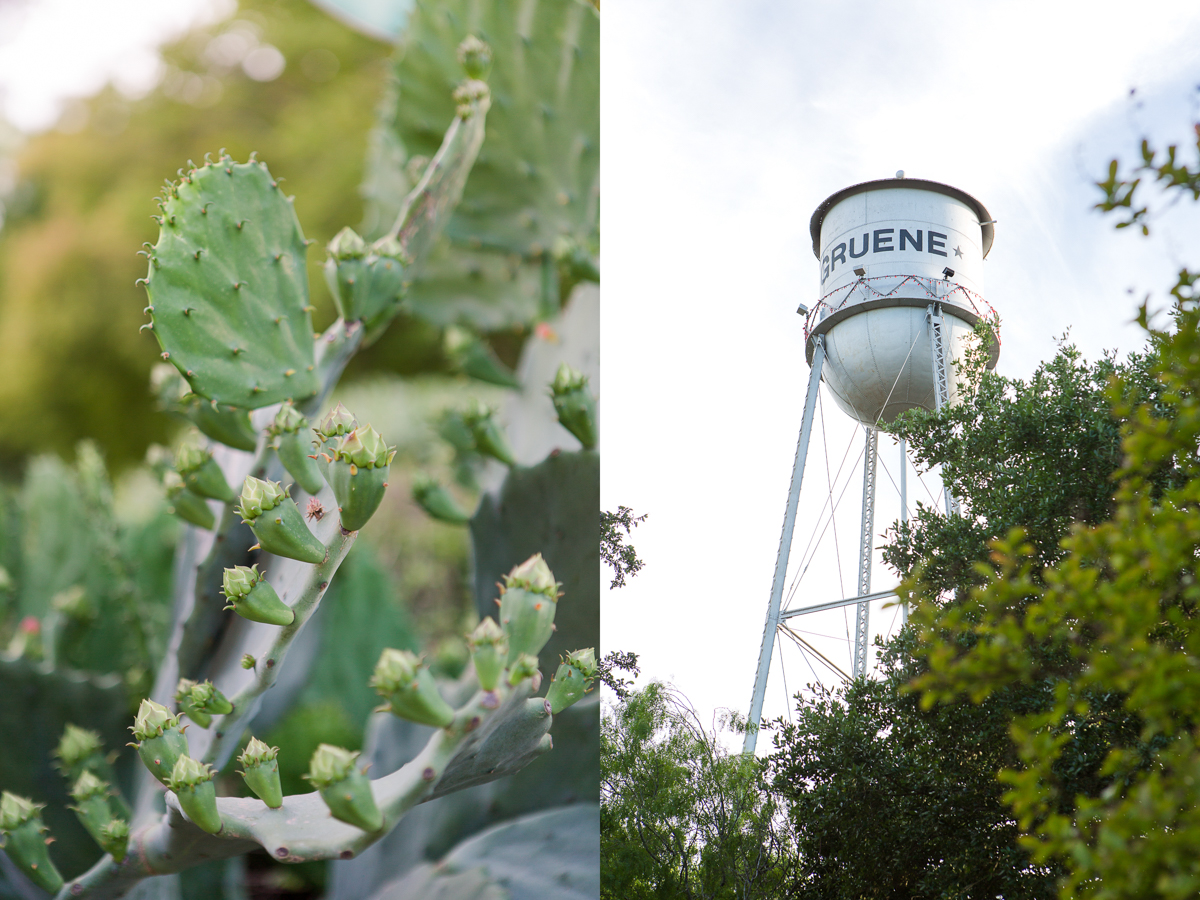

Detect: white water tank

[806,177,1000,427]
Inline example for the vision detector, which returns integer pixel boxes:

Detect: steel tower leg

[928,302,961,517]
[899,437,908,625]
[743,336,826,755]
[852,427,878,678]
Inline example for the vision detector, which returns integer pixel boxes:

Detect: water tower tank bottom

[806,301,994,428]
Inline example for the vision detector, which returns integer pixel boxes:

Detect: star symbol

[953,245,964,258]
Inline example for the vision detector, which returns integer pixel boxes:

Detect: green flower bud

[370,648,455,727]
[507,652,540,686]
[130,700,189,785]
[238,737,283,809]
[549,363,597,449]
[466,617,508,691]
[167,755,221,834]
[100,818,129,863]
[176,679,234,728]
[241,654,257,670]
[315,403,358,441]
[131,699,179,741]
[70,771,108,803]
[334,425,395,469]
[175,441,236,503]
[544,648,597,714]
[222,565,296,626]
[269,401,308,436]
[328,226,367,260]
[457,34,492,80]
[453,78,490,117]
[305,745,382,832]
[462,400,516,466]
[0,793,62,894]
[235,476,288,521]
[412,474,470,524]
[246,491,327,564]
[0,792,39,831]
[370,235,409,262]
[54,724,102,775]
[504,553,559,599]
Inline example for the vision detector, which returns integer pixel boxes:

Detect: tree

[911,127,1200,897]
[602,681,793,900]
[764,342,1168,898]
[602,505,648,588]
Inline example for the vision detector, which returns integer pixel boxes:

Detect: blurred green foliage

[0,0,400,469]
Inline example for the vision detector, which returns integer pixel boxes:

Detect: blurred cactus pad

[0,0,394,467]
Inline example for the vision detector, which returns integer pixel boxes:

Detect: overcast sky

[600,0,1200,748]
[4,0,1200,751]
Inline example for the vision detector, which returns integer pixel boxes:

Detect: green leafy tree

[602,681,793,900]
[765,341,1168,898]
[911,126,1200,897]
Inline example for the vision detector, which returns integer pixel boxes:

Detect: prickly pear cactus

[142,155,319,408]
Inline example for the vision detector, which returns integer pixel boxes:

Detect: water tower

[743,175,1000,754]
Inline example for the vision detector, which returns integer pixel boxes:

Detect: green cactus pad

[222,565,295,626]
[370,648,455,727]
[445,326,520,387]
[378,0,599,258]
[0,793,63,894]
[467,617,508,691]
[305,744,383,832]
[550,363,597,449]
[143,155,318,408]
[324,425,395,531]
[168,756,222,834]
[544,648,596,714]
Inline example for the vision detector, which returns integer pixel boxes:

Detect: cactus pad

[143,155,318,408]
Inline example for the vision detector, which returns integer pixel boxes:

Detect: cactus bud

[327,226,367,260]
[0,793,63,893]
[370,648,455,727]
[130,699,189,784]
[304,745,382,832]
[270,403,324,495]
[163,470,216,530]
[498,555,559,664]
[238,737,283,809]
[544,648,597,714]
[222,565,295,626]
[549,363,597,449]
[507,652,540,686]
[100,818,129,863]
[412,474,470,524]
[238,478,326,564]
[457,35,492,80]
[453,78,490,117]
[175,441,236,502]
[54,724,103,778]
[467,617,507,691]
[69,772,116,852]
[315,403,358,441]
[241,654,257,670]
[370,235,409,262]
[461,401,516,466]
[167,755,221,834]
[175,678,234,727]
[325,425,395,532]
[444,327,520,388]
